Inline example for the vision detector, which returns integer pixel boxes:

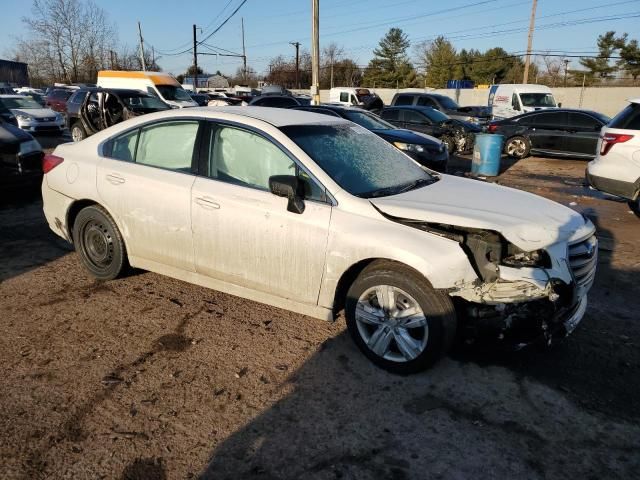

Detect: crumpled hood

[370,174,588,250]
[10,108,58,119]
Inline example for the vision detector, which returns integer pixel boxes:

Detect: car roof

[75,87,152,96]
[384,105,439,112]
[629,97,640,104]
[517,108,604,116]
[130,106,349,127]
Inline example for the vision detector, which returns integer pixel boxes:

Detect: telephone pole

[290,41,300,89]
[563,58,569,87]
[137,21,146,71]
[522,0,537,83]
[311,0,320,104]
[242,17,247,83]
[193,24,198,87]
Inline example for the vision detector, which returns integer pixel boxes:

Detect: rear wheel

[345,261,457,374]
[72,205,128,280]
[71,122,86,142]
[505,136,530,159]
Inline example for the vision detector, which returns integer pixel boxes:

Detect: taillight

[600,133,633,156]
[42,154,64,173]
[487,123,498,133]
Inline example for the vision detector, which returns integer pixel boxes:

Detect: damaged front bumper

[450,233,597,348]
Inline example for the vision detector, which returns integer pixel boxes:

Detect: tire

[504,136,530,159]
[629,198,640,218]
[345,260,457,374]
[71,122,86,142]
[72,205,128,280]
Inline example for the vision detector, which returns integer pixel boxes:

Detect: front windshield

[343,110,395,130]
[436,96,459,110]
[156,85,193,102]
[0,97,42,109]
[421,108,450,123]
[281,124,435,198]
[519,93,556,108]
[121,95,170,110]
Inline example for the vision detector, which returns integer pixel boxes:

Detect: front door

[191,123,332,304]
[565,113,603,156]
[97,120,200,271]
[401,110,435,136]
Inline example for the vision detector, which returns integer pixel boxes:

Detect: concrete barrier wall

[292,87,640,117]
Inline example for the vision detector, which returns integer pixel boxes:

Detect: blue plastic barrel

[472,134,504,176]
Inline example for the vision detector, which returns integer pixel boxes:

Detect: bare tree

[539,53,563,87]
[17,0,116,84]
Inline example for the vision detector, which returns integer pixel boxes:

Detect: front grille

[37,117,55,122]
[568,234,598,293]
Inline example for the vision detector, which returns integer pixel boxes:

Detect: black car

[0,120,43,190]
[487,109,611,159]
[249,95,301,108]
[66,88,170,142]
[381,105,481,154]
[293,104,448,172]
[390,92,491,123]
[190,93,209,107]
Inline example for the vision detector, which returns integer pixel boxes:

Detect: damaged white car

[41,107,597,374]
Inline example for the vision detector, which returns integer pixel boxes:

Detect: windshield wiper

[360,176,438,198]
[396,177,438,194]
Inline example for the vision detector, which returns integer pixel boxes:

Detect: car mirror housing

[269,175,305,214]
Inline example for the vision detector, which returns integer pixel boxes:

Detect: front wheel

[345,261,457,374]
[72,205,128,280]
[505,136,530,159]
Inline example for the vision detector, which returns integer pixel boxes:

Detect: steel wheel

[73,205,128,280]
[355,285,429,363]
[505,137,529,158]
[81,220,114,269]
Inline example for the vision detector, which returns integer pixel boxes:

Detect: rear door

[565,112,604,156]
[528,111,569,152]
[401,110,435,135]
[380,108,402,128]
[97,119,201,271]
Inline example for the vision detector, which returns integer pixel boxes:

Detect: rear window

[609,103,640,130]
[68,92,87,104]
[394,95,413,106]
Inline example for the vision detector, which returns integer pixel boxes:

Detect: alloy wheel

[506,138,527,157]
[355,285,429,362]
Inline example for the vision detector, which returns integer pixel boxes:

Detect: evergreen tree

[363,28,418,87]
[416,36,458,88]
[580,31,621,78]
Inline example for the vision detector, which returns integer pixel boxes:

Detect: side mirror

[269,175,305,214]
[557,102,562,108]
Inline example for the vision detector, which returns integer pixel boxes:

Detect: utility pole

[563,58,569,87]
[242,17,247,83]
[522,0,537,83]
[311,0,320,104]
[193,24,198,88]
[137,21,147,71]
[109,50,115,69]
[289,41,300,89]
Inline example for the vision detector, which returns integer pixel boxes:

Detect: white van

[329,87,374,106]
[488,84,557,119]
[97,71,197,108]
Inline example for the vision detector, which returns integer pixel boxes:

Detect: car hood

[370,174,587,250]
[10,108,58,118]
[371,128,441,146]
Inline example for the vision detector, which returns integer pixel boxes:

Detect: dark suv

[391,92,491,124]
[67,88,170,141]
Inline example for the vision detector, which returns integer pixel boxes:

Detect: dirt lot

[1,144,639,479]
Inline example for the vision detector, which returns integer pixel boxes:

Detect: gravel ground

[1,144,639,479]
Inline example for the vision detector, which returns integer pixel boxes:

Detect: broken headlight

[393,142,425,153]
[502,246,550,269]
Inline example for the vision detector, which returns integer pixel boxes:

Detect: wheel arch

[66,199,129,255]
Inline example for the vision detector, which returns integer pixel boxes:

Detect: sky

[2,0,640,77]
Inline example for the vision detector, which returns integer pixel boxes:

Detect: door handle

[195,196,220,210]
[105,173,125,185]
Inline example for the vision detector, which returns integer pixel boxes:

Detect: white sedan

[42,107,597,373]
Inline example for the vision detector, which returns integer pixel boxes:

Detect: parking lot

[1,147,638,479]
